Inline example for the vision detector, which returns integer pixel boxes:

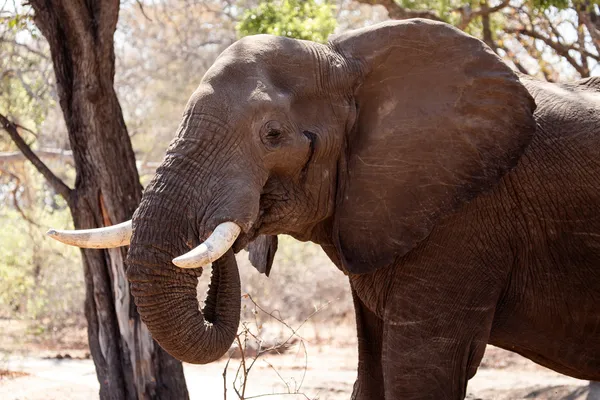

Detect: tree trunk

[28,1,188,398]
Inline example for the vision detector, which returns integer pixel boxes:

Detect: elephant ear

[248,235,278,276]
[330,20,537,274]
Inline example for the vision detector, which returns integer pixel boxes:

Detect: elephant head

[47,20,536,364]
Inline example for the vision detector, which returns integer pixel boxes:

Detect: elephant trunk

[128,248,240,364]
[126,156,246,364]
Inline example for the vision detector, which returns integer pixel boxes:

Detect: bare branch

[480,2,498,51]
[355,0,444,22]
[0,167,40,226]
[0,37,48,59]
[135,0,152,22]
[223,295,334,399]
[456,0,510,30]
[0,148,73,164]
[0,148,158,176]
[504,26,590,77]
[244,392,311,400]
[498,44,533,75]
[579,9,600,56]
[245,294,309,344]
[236,335,248,399]
[576,12,590,77]
[262,359,291,393]
[0,112,72,200]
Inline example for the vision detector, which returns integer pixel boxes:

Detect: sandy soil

[0,320,596,399]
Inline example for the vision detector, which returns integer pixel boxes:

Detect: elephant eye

[266,129,282,139]
[262,121,285,146]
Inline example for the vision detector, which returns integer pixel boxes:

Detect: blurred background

[1,0,599,399]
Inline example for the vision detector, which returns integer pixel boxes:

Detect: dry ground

[0,319,596,400]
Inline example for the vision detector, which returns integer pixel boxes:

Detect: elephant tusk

[46,220,132,248]
[173,222,241,269]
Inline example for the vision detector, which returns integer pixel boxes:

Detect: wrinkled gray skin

[126,19,600,399]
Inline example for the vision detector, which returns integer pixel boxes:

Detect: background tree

[356,0,599,80]
[237,0,337,42]
[1,1,188,398]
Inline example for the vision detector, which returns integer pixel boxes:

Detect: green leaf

[236,0,337,43]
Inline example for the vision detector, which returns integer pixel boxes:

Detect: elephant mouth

[180,212,266,266]
[232,216,266,253]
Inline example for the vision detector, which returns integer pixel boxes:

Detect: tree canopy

[356,0,599,79]
[237,0,337,42]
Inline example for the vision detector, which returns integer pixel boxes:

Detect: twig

[245,294,310,343]
[504,26,589,77]
[0,38,48,59]
[455,0,510,30]
[0,149,72,164]
[135,0,152,22]
[224,295,335,400]
[236,335,248,399]
[223,356,232,400]
[0,167,40,227]
[296,340,308,393]
[244,392,311,400]
[262,359,291,393]
[0,113,72,201]
[354,0,444,22]
[497,44,532,75]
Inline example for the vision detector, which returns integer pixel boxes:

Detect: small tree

[237,0,337,42]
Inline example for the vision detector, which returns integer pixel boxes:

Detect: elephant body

[53,19,600,400]
[344,75,600,398]
[491,77,600,374]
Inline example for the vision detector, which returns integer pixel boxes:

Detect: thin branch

[0,148,158,176]
[0,149,72,164]
[236,335,248,399]
[540,10,564,43]
[244,392,311,400]
[262,359,291,393]
[8,120,38,138]
[135,0,152,22]
[480,2,497,52]
[296,340,308,394]
[498,44,532,75]
[245,294,309,344]
[504,26,589,77]
[0,167,40,227]
[223,356,231,400]
[223,295,334,400]
[0,37,49,59]
[576,12,590,77]
[0,112,72,200]
[355,0,444,22]
[456,0,510,30]
[579,9,600,56]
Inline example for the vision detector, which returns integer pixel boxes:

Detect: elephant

[47,19,600,400]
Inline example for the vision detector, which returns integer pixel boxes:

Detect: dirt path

[1,344,594,400]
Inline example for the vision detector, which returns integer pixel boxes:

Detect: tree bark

[27,1,189,398]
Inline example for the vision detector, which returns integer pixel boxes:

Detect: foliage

[117,0,240,162]
[0,7,53,131]
[237,0,337,42]
[0,166,83,331]
[357,0,600,79]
